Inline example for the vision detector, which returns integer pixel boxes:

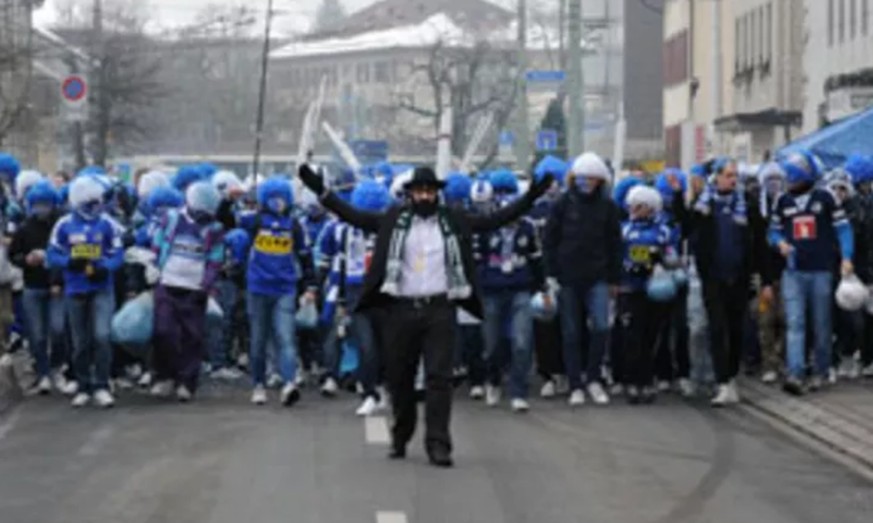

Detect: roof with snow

[305,0,513,41]
[271,12,563,60]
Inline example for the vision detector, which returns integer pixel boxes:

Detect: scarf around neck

[380,208,471,300]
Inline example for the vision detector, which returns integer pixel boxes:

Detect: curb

[738,378,873,477]
[0,355,25,417]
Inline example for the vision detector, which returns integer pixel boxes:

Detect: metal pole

[566,0,584,156]
[252,0,275,183]
[514,0,531,170]
[558,0,567,70]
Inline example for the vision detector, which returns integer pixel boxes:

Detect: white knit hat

[626,185,663,213]
[571,152,610,181]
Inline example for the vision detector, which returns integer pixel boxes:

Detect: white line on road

[78,424,115,456]
[365,416,390,445]
[375,511,408,523]
[0,409,21,441]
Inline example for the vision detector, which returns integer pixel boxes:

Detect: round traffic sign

[61,76,87,102]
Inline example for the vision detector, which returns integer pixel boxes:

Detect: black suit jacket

[318,186,548,318]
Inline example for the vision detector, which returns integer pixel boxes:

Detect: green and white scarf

[381,208,471,300]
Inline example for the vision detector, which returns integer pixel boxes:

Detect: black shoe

[782,378,805,397]
[427,447,454,468]
[388,446,406,460]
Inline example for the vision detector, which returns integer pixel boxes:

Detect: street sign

[61,74,88,123]
[525,70,566,84]
[536,129,559,152]
[498,130,514,159]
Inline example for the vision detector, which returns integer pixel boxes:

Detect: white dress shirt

[398,215,448,297]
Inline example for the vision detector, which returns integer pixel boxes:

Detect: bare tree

[0,0,35,148]
[395,38,520,168]
[53,0,166,165]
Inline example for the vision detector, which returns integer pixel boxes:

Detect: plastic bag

[111,291,154,356]
[295,298,318,329]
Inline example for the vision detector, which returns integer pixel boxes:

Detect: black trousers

[383,300,455,453]
[654,286,691,381]
[534,318,564,379]
[615,292,664,387]
[702,279,748,384]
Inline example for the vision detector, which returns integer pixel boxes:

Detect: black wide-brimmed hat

[403,167,446,190]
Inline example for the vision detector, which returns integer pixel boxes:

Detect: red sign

[61,75,87,102]
[792,216,817,240]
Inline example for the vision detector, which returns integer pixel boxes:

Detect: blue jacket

[239,210,313,297]
[476,217,543,292]
[769,188,853,272]
[48,212,124,295]
[621,218,674,291]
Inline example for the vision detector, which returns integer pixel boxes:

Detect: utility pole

[558,0,567,70]
[566,0,584,156]
[513,0,531,170]
[252,0,275,183]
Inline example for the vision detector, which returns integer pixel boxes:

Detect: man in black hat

[298,164,552,467]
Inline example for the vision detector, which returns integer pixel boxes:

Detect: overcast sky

[34,0,527,33]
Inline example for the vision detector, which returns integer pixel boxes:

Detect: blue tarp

[779,106,873,169]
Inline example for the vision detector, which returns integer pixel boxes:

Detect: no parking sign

[60,74,88,122]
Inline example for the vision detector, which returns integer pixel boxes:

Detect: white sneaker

[0,353,12,368]
[469,385,485,400]
[376,388,389,411]
[539,380,556,398]
[149,380,173,398]
[657,380,671,393]
[176,385,192,403]
[609,383,624,396]
[568,389,586,407]
[71,392,90,408]
[485,385,501,407]
[36,376,52,395]
[761,371,778,384]
[863,362,873,377]
[355,395,379,416]
[711,384,732,407]
[93,389,115,408]
[52,372,69,392]
[511,398,530,412]
[138,372,153,388]
[267,373,282,388]
[320,377,338,397]
[677,378,695,398]
[586,382,610,405]
[60,379,79,396]
[114,377,134,391]
[827,368,838,385]
[210,367,243,381]
[294,370,307,387]
[727,380,740,403]
[281,383,301,407]
[251,385,267,405]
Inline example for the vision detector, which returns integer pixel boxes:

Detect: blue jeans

[66,287,115,392]
[208,278,238,369]
[322,287,379,396]
[559,282,610,390]
[782,271,833,379]
[482,290,533,399]
[247,292,298,386]
[22,288,66,378]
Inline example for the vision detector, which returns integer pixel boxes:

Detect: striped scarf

[381,208,471,300]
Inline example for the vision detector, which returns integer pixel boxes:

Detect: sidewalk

[739,377,873,474]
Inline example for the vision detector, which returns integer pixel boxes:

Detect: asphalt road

[0,385,871,523]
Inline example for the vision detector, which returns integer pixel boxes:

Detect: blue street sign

[525,70,566,84]
[536,129,559,151]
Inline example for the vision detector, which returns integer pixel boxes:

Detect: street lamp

[251,0,275,184]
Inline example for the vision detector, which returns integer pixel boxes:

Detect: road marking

[0,409,21,441]
[78,424,115,456]
[365,416,390,445]
[375,511,407,523]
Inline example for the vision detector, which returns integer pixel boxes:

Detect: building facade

[803,0,873,133]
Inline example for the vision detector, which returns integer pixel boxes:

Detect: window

[864,0,869,35]
[829,0,835,45]
[374,61,391,83]
[356,63,370,84]
[735,18,741,74]
[840,0,846,43]
[765,3,772,62]
[851,0,857,39]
